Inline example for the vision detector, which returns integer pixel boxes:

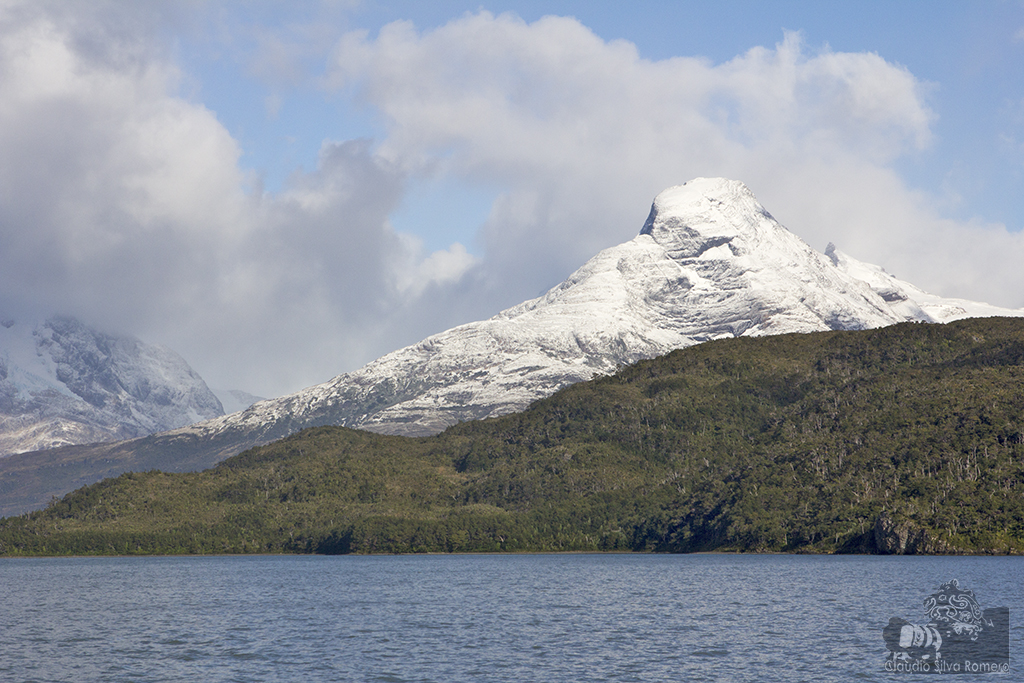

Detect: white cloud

[0,3,480,396]
[392,237,479,297]
[326,12,1024,310]
[0,9,244,309]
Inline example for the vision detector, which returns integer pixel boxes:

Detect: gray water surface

[2,553,1021,682]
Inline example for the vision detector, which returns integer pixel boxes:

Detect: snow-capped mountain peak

[0,317,224,455]
[640,177,783,256]
[168,178,1024,447]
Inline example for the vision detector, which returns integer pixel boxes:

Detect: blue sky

[2,1,1024,397]
[184,1,1024,232]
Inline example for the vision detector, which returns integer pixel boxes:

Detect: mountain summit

[174,178,1024,443]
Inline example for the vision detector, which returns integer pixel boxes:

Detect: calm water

[1,553,1021,682]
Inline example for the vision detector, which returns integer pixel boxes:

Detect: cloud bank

[2,5,1022,397]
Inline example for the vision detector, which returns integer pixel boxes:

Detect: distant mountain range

[2,177,1022,516]
[0,317,225,455]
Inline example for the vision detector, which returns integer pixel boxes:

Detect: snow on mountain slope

[823,243,1013,323]
[172,178,1024,444]
[0,317,224,455]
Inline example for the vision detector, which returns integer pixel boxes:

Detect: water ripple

[1,554,1021,682]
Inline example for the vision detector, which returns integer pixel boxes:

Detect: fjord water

[2,554,1020,682]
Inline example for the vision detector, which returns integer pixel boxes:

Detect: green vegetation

[3,318,1024,556]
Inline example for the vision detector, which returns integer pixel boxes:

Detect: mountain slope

[174,177,1023,439]
[0,317,223,455]
[3,178,1022,516]
[4,318,1024,556]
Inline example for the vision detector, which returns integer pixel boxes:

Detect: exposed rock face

[0,317,223,455]
[872,513,954,554]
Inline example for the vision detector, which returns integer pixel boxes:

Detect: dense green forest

[3,317,1024,556]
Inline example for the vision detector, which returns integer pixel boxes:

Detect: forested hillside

[3,318,1024,556]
